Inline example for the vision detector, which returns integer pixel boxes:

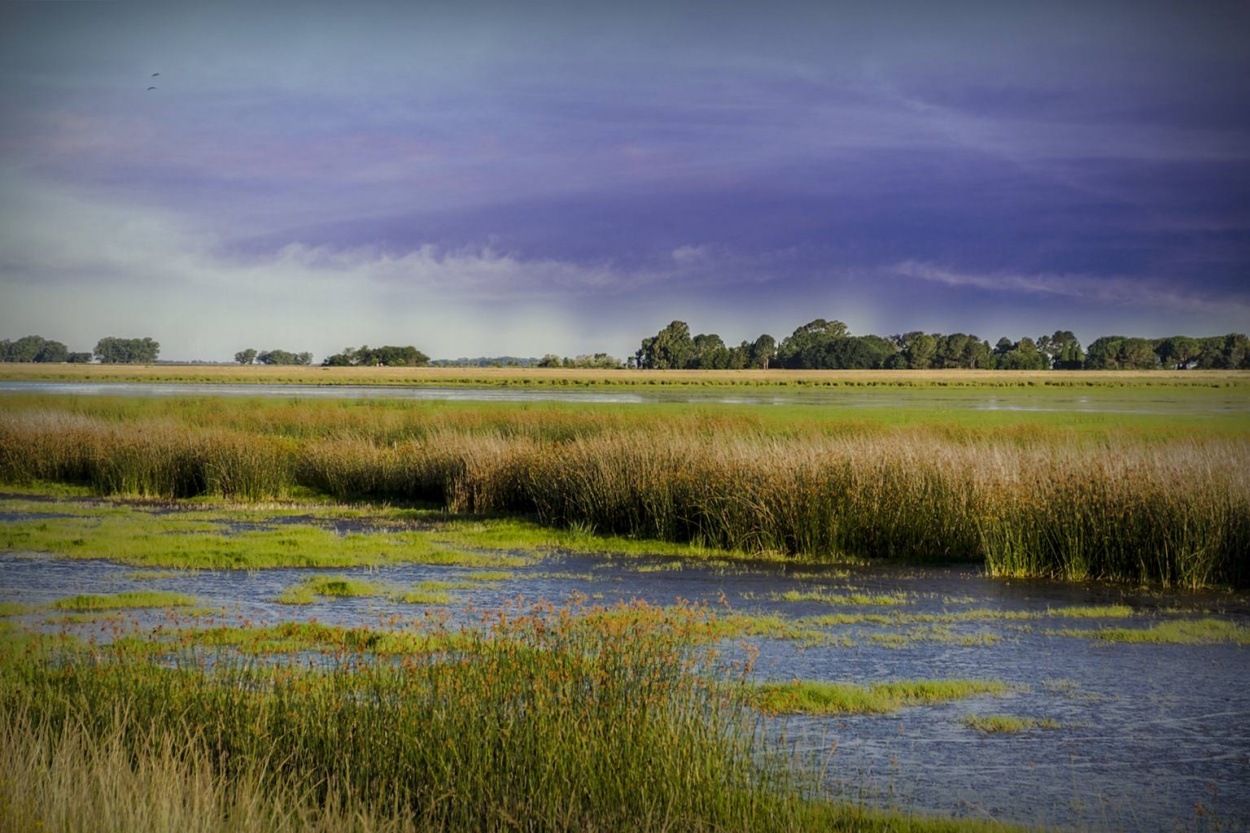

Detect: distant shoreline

[0,362,1247,390]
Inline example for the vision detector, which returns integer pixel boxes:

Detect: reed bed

[0,603,807,833]
[2,403,1247,587]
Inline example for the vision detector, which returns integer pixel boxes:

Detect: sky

[1,1,1247,362]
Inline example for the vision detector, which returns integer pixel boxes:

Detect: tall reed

[2,405,1247,587]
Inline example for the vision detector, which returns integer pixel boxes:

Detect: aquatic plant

[50,591,199,611]
[752,678,1010,715]
[962,714,1061,734]
[1054,617,1250,645]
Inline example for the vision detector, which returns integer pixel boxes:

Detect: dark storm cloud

[1,1,1247,358]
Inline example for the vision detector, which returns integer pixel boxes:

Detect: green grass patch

[462,570,514,582]
[963,714,1061,734]
[49,591,199,611]
[276,575,386,605]
[774,589,912,606]
[868,626,1001,648]
[133,622,471,655]
[0,602,31,617]
[393,584,453,605]
[753,678,1010,715]
[0,505,530,569]
[1055,617,1250,645]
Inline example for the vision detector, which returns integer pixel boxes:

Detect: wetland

[1,375,1247,831]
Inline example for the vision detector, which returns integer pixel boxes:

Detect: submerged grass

[752,679,1010,715]
[962,714,1061,734]
[1054,617,1250,645]
[50,591,199,611]
[1,394,1247,587]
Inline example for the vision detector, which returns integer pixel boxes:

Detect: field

[2,371,1248,831]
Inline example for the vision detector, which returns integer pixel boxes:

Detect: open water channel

[2,503,1247,832]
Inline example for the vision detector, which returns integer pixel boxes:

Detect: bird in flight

[147,86,157,91]
[152,73,159,77]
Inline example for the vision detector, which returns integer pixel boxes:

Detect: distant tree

[932,333,992,368]
[357,345,428,367]
[66,352,93,363]
[636,321,694,369]
[234,348,258,366]
[256,349,305,366]
[537,353,562,368]
[892,332,937,369]
[321,347,358,367]
[1037,330,1083,369]
[747,334,776,369]
[1155,336,1200,370]
[775,319,850,369]
[1084,336,1160,370]
[94,337,159,364]
[1083,336,1123,369]
[1195,333,1249,369]
[35,340,69,363]
[822,335,894,369]
[690,333,730,369]
[567,353,622,369]
[6,335,46,363]
[320,345,428,367]
[992,336,1048,370]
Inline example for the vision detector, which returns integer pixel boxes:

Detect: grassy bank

[1,395,1247,587]
[0,605,1017,833]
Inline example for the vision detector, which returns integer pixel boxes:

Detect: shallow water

[2,521,1247,832]
[2,380,1248,415]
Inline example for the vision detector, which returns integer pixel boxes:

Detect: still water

[2,508,1246,832]
[2,379,1248,414]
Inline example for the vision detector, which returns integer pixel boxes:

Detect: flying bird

[151,73,159,77]
[147,86,157,91]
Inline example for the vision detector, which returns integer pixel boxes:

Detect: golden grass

[2,397,1248,587]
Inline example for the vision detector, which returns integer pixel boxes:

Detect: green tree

[1155,336,1200,370]
[1085,336,1159,369]
[636,321,694,369]
[95,337,159,364]
[234,349,258,366]
[690,333,730,369]
[1037,330,1083,369]
[822,335,894,369]
[901,332,937,369]
[748,334,776,369]
[6,335,46,362]
[776,319,850,368]
[993,336,1049,370]
[1195,333,1249,369]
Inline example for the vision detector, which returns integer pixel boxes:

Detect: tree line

[0,335,158,364]
[634,320,1250,370]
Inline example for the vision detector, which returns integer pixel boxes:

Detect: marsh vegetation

[1,375,1247,831]
[1,387,1246,587]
